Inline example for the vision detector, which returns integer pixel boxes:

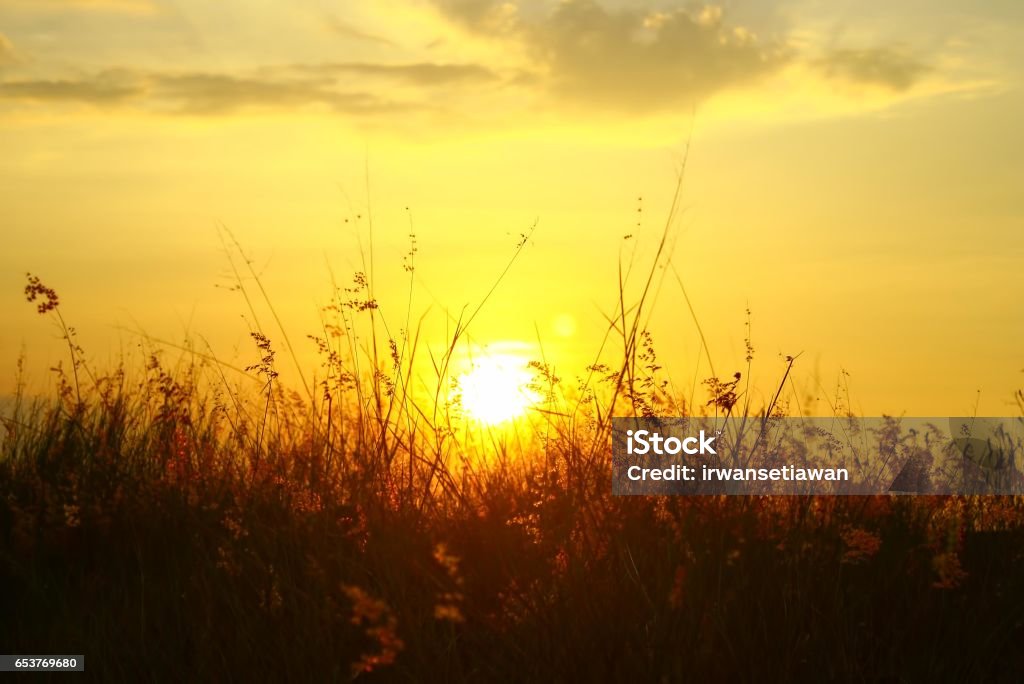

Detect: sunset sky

[2,0,1022,415]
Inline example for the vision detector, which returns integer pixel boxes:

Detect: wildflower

[433,543,465,623]
[932,552,968,589]
[343,585,404,675]
[246,332,279,382]
[704,372,742,413]
[63,503,81,529]
[433,604,464,623]
[841,526,882,564]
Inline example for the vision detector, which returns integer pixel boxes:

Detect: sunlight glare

[456,353,540,425]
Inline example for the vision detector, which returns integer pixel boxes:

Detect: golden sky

[2,0,1022,415]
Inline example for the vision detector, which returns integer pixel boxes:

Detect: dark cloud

[817,48,930,91]
[428,0,789,111]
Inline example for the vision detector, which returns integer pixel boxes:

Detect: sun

[456,354,540,426]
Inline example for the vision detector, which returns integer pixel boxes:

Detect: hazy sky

[2,0,1022,415]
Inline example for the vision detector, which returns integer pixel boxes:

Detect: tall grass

[3,192,1024,681]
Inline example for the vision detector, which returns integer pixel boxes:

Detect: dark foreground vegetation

[5,245,1024,681]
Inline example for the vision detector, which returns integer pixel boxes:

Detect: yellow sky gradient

[2,0,1022,415]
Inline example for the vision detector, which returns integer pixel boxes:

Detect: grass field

[4,233,1024,681]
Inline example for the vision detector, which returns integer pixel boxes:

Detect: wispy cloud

[0,70,141,103]
[816,48,931,92]
[0,62,491,115]
[321,15,397,48]
[152,72,392,115]
[292,62,498,86]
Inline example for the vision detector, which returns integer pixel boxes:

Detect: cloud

[536,2,787,109]
[0,55,501,116]
[151,73,391,115]
[0,0,955,128]
[816,48,931,91]
[427,0,789,111]
[429,0,518,32]
[295,62,498,86]
[322,15,397,47]
[0,71,142,103]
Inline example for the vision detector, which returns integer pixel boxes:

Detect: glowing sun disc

[456,354,539,425]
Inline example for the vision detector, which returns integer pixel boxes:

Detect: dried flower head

[25,273,60,314]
